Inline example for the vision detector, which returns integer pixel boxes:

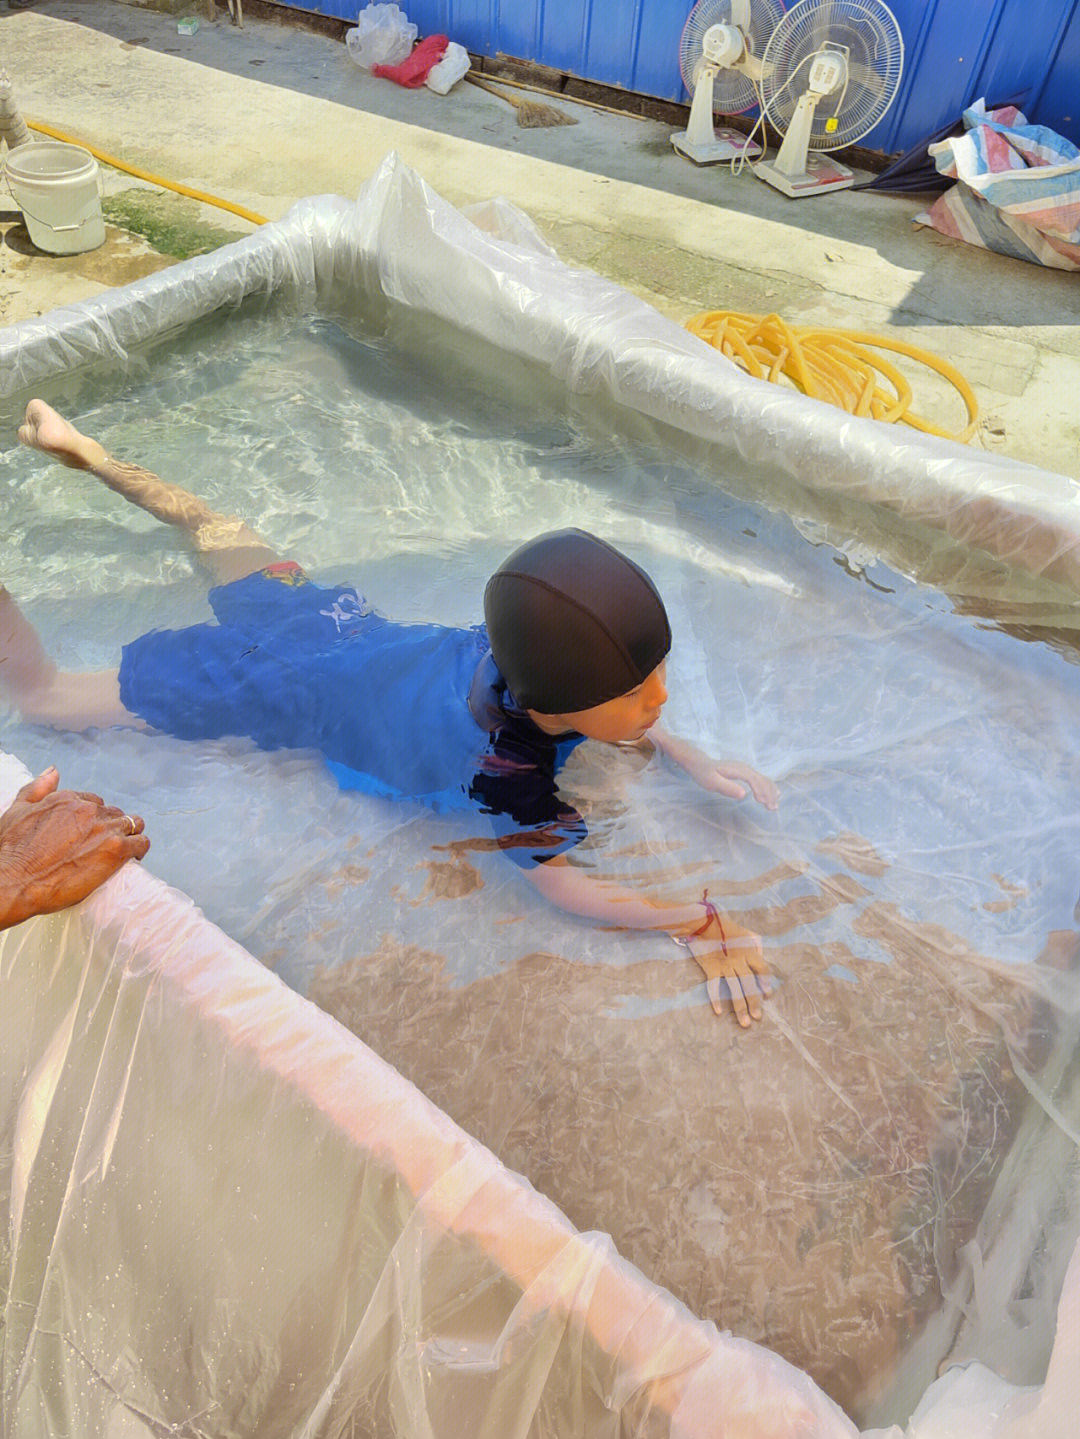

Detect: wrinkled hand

[684,917,771,1027]
[685,755,779,810]
[0,767,149,929]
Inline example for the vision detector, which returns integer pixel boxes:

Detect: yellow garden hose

[16,121,979,446]
[25,119,269,226]
[685,310,980,444]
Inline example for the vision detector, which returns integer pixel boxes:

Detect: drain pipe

[0,70,32,151]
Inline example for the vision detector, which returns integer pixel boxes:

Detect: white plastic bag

[345,3,418,70]
[425,41,471,95]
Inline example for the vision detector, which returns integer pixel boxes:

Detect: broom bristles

[513,99,578,128]
[465,73,578,128]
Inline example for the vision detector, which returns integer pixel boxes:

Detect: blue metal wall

[311,0,1080,154]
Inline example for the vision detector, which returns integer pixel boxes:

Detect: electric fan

[754,0,903,196]
[672,0,785,164]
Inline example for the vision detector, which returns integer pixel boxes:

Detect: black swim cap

[484,529,671,714]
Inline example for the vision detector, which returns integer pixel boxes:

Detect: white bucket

[4,141,106,255]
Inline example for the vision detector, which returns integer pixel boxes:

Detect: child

[4,400,777,1024]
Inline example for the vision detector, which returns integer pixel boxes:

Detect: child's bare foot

[17,400,106,471]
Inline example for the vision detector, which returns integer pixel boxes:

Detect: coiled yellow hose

[685,309,980,444]
[16,122,980,446]
[25,119,269,226]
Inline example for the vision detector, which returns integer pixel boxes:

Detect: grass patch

[102,188,249,259]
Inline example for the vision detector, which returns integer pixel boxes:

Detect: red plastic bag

[372,34,449,88]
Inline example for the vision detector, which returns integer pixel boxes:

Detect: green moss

[102,188,249,259]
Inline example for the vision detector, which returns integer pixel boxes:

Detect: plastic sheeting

[2,155,1080,1437]
[4,155,1080,595]
[0,751,858,1439]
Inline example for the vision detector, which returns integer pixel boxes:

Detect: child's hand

[684,754,779,811]
[644,727,778,810]
[684,920,772,1027]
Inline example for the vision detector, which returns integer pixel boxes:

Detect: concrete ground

[1,0,1078,478]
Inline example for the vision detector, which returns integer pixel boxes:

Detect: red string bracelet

[688,888,728,956]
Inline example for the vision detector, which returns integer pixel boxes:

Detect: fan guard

[759,0,903,149]
[679,0,786,116]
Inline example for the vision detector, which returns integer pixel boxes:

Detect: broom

[464,73,578,128]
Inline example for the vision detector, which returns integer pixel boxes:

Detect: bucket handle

[2,163,103,234]
[9,201,99,235]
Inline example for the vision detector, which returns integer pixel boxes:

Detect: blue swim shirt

[118,565,588,867]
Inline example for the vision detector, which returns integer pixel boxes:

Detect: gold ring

[123,815,137,836]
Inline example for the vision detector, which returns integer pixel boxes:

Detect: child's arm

[525,856,770,1026]
[642,724,779,811]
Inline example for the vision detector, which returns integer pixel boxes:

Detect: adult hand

[0,766,149,929]
[683,917,771,1027]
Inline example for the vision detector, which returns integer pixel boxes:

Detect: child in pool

[3,400,778,1025]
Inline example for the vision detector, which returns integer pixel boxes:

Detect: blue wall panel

[538,0,590,74]
[406,0,492,52]
[630,0,699,97]
[1032,3,1080,139]
[583,0,642,88]
[306,0,1080,153]
[494,0,540,63]
[974,0,1078,122]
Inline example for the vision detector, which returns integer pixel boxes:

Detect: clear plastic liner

[0,755,858,1439]
[1,156,1079,1438]
[3,155,1079,592]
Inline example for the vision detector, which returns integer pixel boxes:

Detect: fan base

[671,128,761,164]
[753,153,854,197]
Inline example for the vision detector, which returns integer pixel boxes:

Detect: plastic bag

[916,99,1080,271]
[345,3,418,71]
[425,41,472,95]
[373,34,448,88]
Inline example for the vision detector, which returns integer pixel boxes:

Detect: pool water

[3,303,1079,1426]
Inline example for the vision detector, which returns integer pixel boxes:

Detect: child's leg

[0,586,141,731]
[17,400,283,587]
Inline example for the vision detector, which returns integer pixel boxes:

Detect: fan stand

[754,150,853,195]
[672,127,761,164]
[755,52,854,196]
[671,67,761,164]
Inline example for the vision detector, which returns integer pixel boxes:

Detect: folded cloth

[916,99,1080,270]
[372,34,449,88]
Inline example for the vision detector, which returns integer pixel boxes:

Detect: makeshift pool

[2,156,1079,1439]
